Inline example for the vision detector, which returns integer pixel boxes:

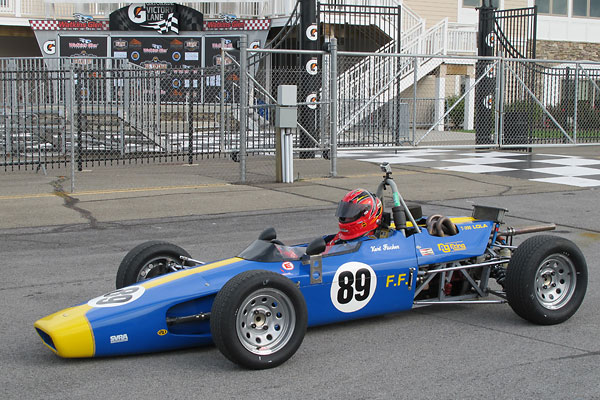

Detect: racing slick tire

[116,241,192,289]
[505,235,587,325]
[210,270,307,369]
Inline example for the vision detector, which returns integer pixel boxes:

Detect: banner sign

[30,20,109,31]
[109,4,203,34]
[59,36,108,57]
[111,36,201,68]
[205,36,240,67]
[203,18,270,31]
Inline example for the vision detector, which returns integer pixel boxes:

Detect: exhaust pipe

[498,224,556,237]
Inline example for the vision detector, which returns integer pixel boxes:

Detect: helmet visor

[336,201,368,223]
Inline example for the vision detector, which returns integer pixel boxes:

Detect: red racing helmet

[336,189,382,240]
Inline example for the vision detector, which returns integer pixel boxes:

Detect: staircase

[337,5,477,134]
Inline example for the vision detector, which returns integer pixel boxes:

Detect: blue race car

[34,163,588,369]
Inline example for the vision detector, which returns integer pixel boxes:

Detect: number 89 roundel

[330,262,377,313]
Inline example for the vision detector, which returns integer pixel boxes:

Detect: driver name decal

[330,262,377,313]
[370,243,400,252]
[88,286,145,308]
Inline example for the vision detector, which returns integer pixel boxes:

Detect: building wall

[405,0,458,27]
[504,0,528,10]
[537,39,600,61]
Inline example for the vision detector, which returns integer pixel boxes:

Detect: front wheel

[210,270,307,369]
[505,235,587,325]
[116,241,192,289]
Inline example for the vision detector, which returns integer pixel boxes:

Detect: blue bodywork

[36,218,494,357]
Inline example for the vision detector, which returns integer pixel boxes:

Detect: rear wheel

[116,241,191,289]
[210,270,307,369]
[505,235,587,325]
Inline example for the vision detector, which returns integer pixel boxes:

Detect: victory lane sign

[110,3,204,34]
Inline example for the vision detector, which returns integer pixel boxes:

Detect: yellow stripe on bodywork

[391,217,475,229]
[141,257,242,289]
[34,304,95,358]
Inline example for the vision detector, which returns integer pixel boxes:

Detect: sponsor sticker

[419,247,434,256]
[281,261,294,271]
[110,334,128,344]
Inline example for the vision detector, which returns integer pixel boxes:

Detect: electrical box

[277,85,297,106]
[275,85,297,128]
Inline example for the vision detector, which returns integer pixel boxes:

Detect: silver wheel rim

[535,254,576,310]
[236,288,296,356]
[136,255,178,282]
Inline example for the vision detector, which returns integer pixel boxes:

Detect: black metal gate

[475,3,537,146]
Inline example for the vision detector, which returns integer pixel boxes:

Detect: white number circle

[88,286,145,308]
[330,262,377,313]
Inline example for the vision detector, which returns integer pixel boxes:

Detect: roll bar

[375,162,421,234]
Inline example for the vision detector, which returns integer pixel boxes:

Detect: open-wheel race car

[34,163,588,369]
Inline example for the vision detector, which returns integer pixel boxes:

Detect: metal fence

[2,43,600,186]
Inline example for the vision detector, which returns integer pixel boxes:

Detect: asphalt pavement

[1,146,599,399]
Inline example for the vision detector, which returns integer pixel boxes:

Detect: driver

[327,189,383,249]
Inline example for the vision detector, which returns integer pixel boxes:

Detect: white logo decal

[128,4,147,23]
[484,94,493,110]
[43,40,56,55]
[330,262,377,313]
[110,334,129,344]
[305,59,318,75]
[306,93,317,109]
[485,32,496,48]
[306,24,318,41]
[88,286,145,308]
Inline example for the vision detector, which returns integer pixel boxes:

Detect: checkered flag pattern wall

[142,13,179,34]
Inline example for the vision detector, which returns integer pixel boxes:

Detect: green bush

[445,95,464,128]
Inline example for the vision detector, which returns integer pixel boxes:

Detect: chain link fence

[2,46,600,188]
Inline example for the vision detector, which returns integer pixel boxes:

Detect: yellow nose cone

[34,304,95,358]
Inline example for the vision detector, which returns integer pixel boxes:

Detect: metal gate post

[69,65,76,192]
[7,60,16,156]
[574,63,579,143]
[412,56,418,145]
[220,39,226,153]
[329,37,338,177]
[496,58,504,146]
[239,35,248,183]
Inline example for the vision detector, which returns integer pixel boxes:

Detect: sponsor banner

[111,36,201,68]
[59,36,108,57]
[203,18,270,31]
[109,3,203,34]
[205,36,239,67]
[30,20,109,31]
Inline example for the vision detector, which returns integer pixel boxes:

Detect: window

[573,0,600,17]
[536,0,568,14]
[463,0,500,8]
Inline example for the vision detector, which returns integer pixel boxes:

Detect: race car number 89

[330,262,377,313]
[88,286,145,308]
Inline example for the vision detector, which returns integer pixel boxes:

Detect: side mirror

[258,227,277,241]
[306,237,326,256]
